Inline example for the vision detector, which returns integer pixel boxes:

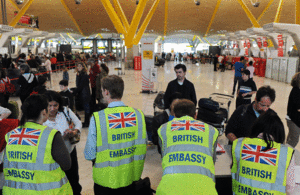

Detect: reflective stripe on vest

[94,108,146,168]
[159,117,217,179]
[233,138,291,193]
[5,176,68,191]
[4,126,69,191]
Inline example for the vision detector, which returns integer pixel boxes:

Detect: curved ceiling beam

[99,0,126,35]
[204,0,222,37]
[274,0,284,23]
[164,0,169,37]
[60,0,84,36]
[113,0,130,31]
[133,0,161,45]
[9,0,34,27]
[257,0,275,22]
[8,0,20,11]
[236,0,260,28]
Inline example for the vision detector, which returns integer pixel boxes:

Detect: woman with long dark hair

[43,91,82,194]
[74,62,91,127]
[2,94,72,194]
[231,110,300,194]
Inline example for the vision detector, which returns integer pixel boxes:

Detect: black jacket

[225,102,273,143]
[18,73,38,98]
[287,87,300,128]
[151,111,169,154]
[163,78,197,109]
[75,71,91,103]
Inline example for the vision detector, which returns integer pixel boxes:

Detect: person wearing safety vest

[84,75,147,195]
[2,94,73,194]
[232,110,300,195]
[156,99,219,195]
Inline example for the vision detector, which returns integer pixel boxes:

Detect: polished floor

[10,60,298,194]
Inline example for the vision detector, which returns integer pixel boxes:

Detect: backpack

[1,77,16,95]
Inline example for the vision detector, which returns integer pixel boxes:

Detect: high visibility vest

[157,116,219,195]
[3,122,73,195]
[232,138,294,195]
[93,106,147,189]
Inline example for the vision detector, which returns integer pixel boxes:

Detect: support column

[126,47,134,69]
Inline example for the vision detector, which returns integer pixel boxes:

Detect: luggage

[197,107,228,125]
[7,100,19,119]
[198,98,220,112]
[153,91,165,116]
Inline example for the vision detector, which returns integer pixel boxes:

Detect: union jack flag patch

[8,128,41,146]
[241,144,278,166]
[171,120,205,132]
[108,112,137,129]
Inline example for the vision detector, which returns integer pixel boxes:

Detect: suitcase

[197,107,228,125]
[198,98,220,112]
[7,100,19,119]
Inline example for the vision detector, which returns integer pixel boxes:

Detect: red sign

[257,38,262,48]
[243,41,246,48]
[277,34,283,40]
[134,56,142,70]
[278,48,283,57]
[263,37,268,47]
[245,48,249,56]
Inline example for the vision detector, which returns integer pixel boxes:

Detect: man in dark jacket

[225,86,276,144]
[152,92,183,154]
[163,64,197,109]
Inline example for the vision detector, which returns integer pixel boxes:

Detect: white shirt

[248,57,254,63]
[218,56,224,63]
[247,66,255,78]
[0,106,11,115]
[42,59,52,71]
[43,107,82,153]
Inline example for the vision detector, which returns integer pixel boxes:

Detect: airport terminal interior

[1,0,300,194]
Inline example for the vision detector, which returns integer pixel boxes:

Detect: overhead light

[136,0,139,5]
[253,2,260,7]
[15,0,24,4]
[74,0,82,4]
[194,0,200,6]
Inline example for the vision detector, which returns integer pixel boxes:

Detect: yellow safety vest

[93,106,147,189]
[3,122,73,195]
[232,138,294,195]
[156,116,219,195]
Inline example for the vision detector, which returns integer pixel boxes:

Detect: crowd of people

[0,52,299,195]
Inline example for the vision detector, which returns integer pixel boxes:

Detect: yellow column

[113,0,130,31]
[197,36,204,44]
[9,0,35,27]
[257,0,275,22]
[100,0,126,35]
[60,0,85,36]
[125,0,148,48]
[274,0,284,23]
[8,0,20,10]
[236,0,261,28]
[133,0,161,45]
[204,0,222,37]
[203,37,212,46]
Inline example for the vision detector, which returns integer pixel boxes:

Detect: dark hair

[44,90,64,112]
[173,99,196,118]
[20,94,48,126]
[174,64,186,72]
[102,75,124,99]
[38,76,47,86]
[250,110,285,151]
[0,69,6,79]
[20,64,30,73]
[240,56,245,61]
[291,72,300,88]
[256,86,276,103]
[59,79,69,86]
[249,61,253,66]
[100,63,109,74]
[242,69,250,76]
[170,92,183,105]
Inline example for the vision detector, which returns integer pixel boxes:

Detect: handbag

[62,108,81,144]
[134,177,156,195]
[2,78,16,95]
